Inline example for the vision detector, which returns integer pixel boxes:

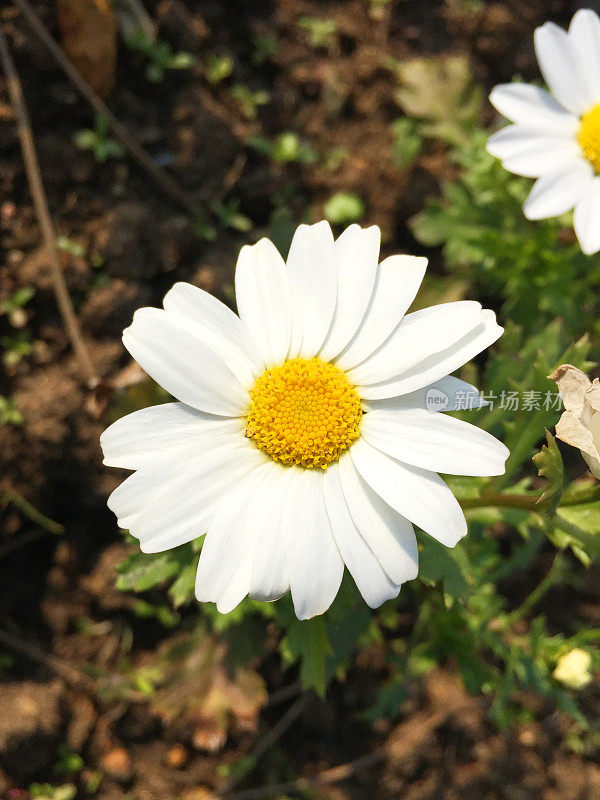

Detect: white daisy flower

[101,222,508,619]
[487,9,600,255]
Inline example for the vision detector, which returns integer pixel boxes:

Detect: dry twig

[0,627,97,694]
[221,692,311,794]
[0,20,98,387]
[221,705,471,800]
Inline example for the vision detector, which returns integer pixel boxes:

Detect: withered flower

[549,364,600,479]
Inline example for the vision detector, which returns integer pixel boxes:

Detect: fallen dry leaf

[57,0,117,98]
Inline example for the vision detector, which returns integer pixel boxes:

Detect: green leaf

[394,55,482,146]
[280,613,332,696]
[323,192,365,225]
[116,545,194,593]
[391,118,422,168]
[418,534,473,604]
[169,555,200,607]
[533,430,564,513]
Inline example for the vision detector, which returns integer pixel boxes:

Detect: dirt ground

[2,1,600,798]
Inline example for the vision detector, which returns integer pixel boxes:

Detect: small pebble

[100,747,133,783]
[167,743,188,769]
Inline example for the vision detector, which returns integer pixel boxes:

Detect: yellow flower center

[578,103,600,173]
[246,358,362,469]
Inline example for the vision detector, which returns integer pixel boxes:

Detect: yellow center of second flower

[246,358,362,469]
[578,103,600,173]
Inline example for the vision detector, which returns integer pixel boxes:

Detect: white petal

[569,10,600,105]
[323,463,401,608]
[235,238,293,367]
[195,463,276,613]
[350,438,467,547]
[361,408,509,476]
[357,310,503,400]
[109,437,267,553]
[487,124,580,178]
[574,177,600,256]
[163,282,263,378]
[523,159,594,220]
[534,21,594,115]
[249,466,295,602]
[336,255,427,371]
[123,307,251,416]
[101,403,243,470]
[364,376,485,413]
[489,84,579,133]
[286,221,337,359]
[318,225,380,361]
[348,301,484,386]
[286,468,344,619]
[338,452,418,586]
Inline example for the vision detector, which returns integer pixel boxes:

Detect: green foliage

[391,118,422,168]
[0,395,23,426]
[126,29,194,82]
[1,331,31,368]
[298,17,338,50]
[323,192,365,225]
[393,55,482,146]
[533,431,564,513]
[252,33,278,65]
[29,785,76,800]
[412,128,600,338]
[230,85,270,119]
[75,114,125,163]
[54,744,83,776]
[0,285,34,319]
[211,198,253,232]
[250,132,317,165]
[205,53,234,85]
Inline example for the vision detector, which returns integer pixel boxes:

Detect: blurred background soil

[2,1,600,798]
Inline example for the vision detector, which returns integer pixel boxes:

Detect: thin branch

[222,693,311,794]
[0,627,97,694]
[0,22,98,387]
[0,488,64,535]
[12,0,201,218]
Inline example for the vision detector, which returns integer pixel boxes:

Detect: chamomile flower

[101,222,508,619]
[487,9,600,255]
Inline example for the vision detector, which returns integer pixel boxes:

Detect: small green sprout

[54,744,84,776]
[323,192,365,225]
[74,115,125,163]
[205,53,234,85]
[0,396,23,426]
[298,16,338,50]
[212,198,252,232]
[0,286,34,328]
[29,785,76,800]
[250,132,317,165]
[231,85,270,119]
[323,147,348,172]
[1,332,31,369]
[126,28,195,82]
[252,33,278,64]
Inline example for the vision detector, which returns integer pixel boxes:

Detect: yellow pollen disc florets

[578,104,600,173]
[246,358,362,469]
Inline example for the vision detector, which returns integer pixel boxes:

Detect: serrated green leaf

[533,430,564,513]
[418,534,472,604]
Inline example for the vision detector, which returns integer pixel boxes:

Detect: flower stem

[459,482,600,513]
